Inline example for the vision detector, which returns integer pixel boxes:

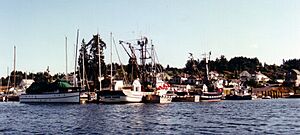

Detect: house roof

[291,69,300,75]
[240,71,251,77]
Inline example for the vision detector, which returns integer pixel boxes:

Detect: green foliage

[184,55,262,75]
[228,56,261,73]
[282,59,300,71]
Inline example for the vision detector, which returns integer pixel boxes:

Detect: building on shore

[284,69,300,87]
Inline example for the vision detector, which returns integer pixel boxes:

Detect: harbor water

[1,99,300,134]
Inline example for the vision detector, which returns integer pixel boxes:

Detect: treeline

[0,71,64,87]
[167,56,300,81]
[2,55,300,87]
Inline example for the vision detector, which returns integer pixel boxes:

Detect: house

[239,71,251,81]
[19,79,34,89]
[285,69,300,87]
[252,72,270,84]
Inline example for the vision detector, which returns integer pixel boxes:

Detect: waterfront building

[285,69,300,87]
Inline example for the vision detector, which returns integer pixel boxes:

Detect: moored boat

[201,92,222,102]
[225,94,252,100]
[199,52,223,102]
[98,79,143,103]
[224,82,252,100]
[20,92,80,103]
[200,84,222,102]
[19,80,80,103]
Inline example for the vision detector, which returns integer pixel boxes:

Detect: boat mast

[74,29,79,87]
[151,41,156,84]
[204,51,211,81]
[82,43,85,89]
[98,33,102,91]
[6,67,10,94]
[110,32,113,91]
[13,46,16,88]
[151,40,155,73]
[65,37,68,81]
[138,37,148,84]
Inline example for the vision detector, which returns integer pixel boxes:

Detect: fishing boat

[225,82,252,100]
[200,52,223,102]
[201,82,223,102]
[19,80,80,103]
[98,79,143,103]
[143,80,174,103]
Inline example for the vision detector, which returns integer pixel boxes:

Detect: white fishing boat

[98,79,143,103]
[19,80,80,103]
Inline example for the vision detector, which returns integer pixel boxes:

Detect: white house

[239,71,251,81]
[253,72,270,83]
[19,79,34,89]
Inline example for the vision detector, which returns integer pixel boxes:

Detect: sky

[0,0,300,77]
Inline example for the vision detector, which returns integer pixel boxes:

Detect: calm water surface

[1,99,300,134]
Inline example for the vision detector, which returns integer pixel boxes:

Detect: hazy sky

[1,0,300,77]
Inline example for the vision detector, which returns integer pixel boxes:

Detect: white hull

[99,90,143,103]
[19,92,80,103]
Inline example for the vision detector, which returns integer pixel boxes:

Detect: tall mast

[138,37,147,84]
[204,52,211,81]
[98,33,102,91]
[110,32,113,91]
[65,37,68,80]
[151,41,156,83]
[7,67,10,93]
[151,40,154,73]
[82,43,85,89]
[74,29,79,87]
[13,46,16,88]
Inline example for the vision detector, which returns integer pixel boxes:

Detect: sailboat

[4,46,21,102]
[19,37,80,103]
